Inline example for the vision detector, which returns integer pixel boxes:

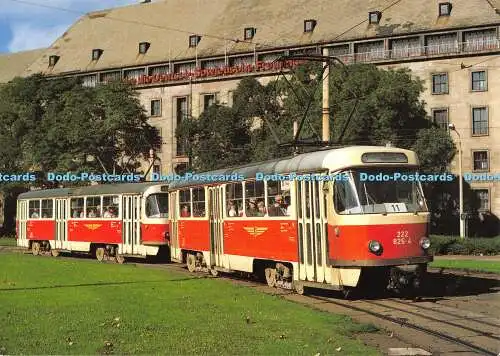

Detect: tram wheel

[265,268,277,287]
[32,242,40,256]
[294,282,305,295]
[115,255,125,264]
[186,253,196,273]
[95,247,106,262]
[51,249,60,257]
[209,268,219,277]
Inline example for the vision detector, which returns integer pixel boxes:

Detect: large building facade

[1,0,499,230]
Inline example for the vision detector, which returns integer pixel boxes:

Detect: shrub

[430,235,500,255]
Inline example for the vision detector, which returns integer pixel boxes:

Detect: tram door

[54,199,67,249]
[122,195,140,255]
[208,186,224,268]
[169,191,181,262]
[17,200,28,247]
[297,178,329,283]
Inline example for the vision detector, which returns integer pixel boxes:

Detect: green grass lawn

[0,237,16,246]
[0,253,379,355]
[430,260,500,274]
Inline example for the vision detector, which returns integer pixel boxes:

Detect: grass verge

[0,236,16,246]
[0,253,379,355]
[430,259,500,274]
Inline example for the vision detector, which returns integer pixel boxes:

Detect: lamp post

[448,123,465,238]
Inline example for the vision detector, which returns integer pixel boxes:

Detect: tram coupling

[387,264,426,293]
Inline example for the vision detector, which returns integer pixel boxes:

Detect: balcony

[337,38,500,65]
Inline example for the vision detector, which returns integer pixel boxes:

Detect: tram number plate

[393,230,411,245]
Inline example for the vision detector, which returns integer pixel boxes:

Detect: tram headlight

[368,240,381,253]
[420,237,431,250]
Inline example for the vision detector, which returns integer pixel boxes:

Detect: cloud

[2,0,139,52]
[7,22,69,52]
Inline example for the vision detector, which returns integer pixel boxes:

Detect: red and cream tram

[168,146,432,294]
[16,182,169,262]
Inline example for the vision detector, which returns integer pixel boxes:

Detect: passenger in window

[103,207,113,218]
[268,195,286,216]
[256,201,266,217]
[79,211,85,218]
[284,196,292,216]
[247,199,258,216]
[87,209,97,218]
[181,205,190,217]
[228,200,237,217]
[31,211,39,218]
[42,213,48,218]
[95,205,102,218]
[72,210,80,218]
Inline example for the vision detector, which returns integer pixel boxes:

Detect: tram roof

[169,145,419,190]
[18,182,164,200]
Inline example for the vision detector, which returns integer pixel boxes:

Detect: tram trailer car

[16,182,169,263]
[168,146,432,294]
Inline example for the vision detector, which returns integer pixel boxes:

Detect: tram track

[306,295,498,356]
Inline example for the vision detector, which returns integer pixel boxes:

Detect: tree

[0,75,160,182]
[177,104,252,171]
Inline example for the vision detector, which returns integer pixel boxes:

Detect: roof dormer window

[369,11,382,24]
[439,2,452,16]
[139,42,150,54]
[189,35,201,48]
[304,19,317,33]
[49,55,60,67]
[92,49,103,61]
[244,27,256,40]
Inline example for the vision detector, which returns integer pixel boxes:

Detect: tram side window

[86,196,101,218]
[179,190,191,218]
[41,199,53,218]
[245,181,265,217]
[334,180,360,215]
[145,193,168,218]
[70,198,85,218]
[192,188,206,217]
[102,196,119,218]
[267,181,290,217]
[29,200,40,219]
[225,183,243,217]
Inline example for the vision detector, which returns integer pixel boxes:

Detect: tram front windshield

[145,193,169,218]
[334,168,427,215]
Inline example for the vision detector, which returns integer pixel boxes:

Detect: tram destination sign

[361,152,408,164]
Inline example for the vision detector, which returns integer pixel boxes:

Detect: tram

[168,146,432,294]
[16,182,169,262]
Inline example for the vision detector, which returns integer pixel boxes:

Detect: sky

[0,0,139,53]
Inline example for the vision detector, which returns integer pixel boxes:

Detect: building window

[81,74,98,88]
[439,2,452,16]
[49,55,60,67]
[355,41,385,62]
[139,42,150,54]
[474,189,489,211]
[472,107,488,136]
[152,164,161,175]
[432,73,448,94]
[149,65,170,76]
[471,71,487,91]
[472,151,489,171]
[100,71,122,83]
[202,94,217,112]
[150,99,161,117]
[92,49,103,61]
[369,11,381,24]
[176,97,189,156]
[432,108,449,129]
[463,29,497,52]
[426,33,458,55]
[304,19,317,33]
[244,27,256,40]
[189,35,201,48]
